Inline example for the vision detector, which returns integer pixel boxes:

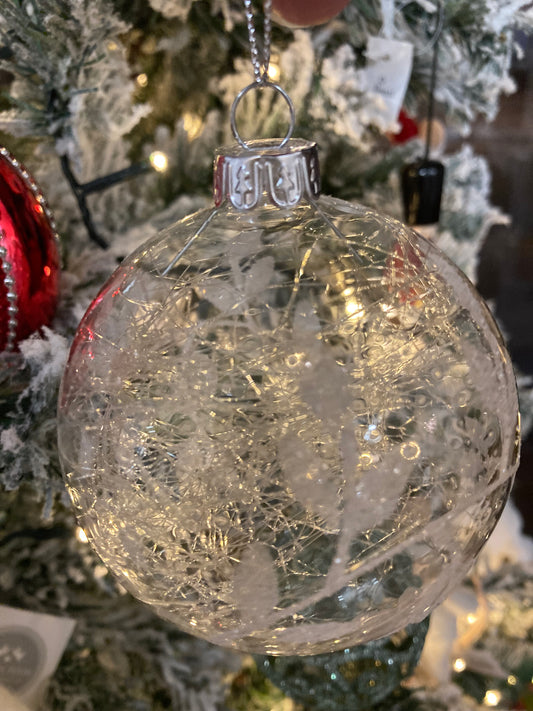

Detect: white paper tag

[0,606,75,710]
[380,0,395,38]
[364,35,414,125]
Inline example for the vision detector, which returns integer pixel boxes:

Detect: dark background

[471,32,533,536]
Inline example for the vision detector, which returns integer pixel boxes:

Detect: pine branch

[0,0,129,142]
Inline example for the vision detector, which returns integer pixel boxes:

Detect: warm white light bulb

[150,151,169,173]
[182,113,204,140]
[483,689,501,707]
[76,527,88,543]
[453,658,466,673]
[267,63,281,81]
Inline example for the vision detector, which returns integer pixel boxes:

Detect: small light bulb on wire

[61,148,170,248]
[149,151,169,173]
[483,690,502,707]
[182,113,204,140]
[453,658,466,673]
[267,62,281,81]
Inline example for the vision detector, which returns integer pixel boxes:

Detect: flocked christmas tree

[0,1,532,710]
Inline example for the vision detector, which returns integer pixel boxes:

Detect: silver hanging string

[243,0,272,83]
[231,0,295,150]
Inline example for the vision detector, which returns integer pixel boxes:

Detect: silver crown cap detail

[213,139,320,210]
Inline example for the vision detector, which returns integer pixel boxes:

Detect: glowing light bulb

[136,73,148,87]
[467,613,478,625]
[507,675,517,686]
[182,112,204,140]
[483,689,501,707]
[76,527,88,543]
[453,658,466,673]
[149,151,169,173]
[268,63,281,81]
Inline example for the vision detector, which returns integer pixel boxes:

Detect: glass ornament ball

[0,147,60,352]
[58,140,519,656]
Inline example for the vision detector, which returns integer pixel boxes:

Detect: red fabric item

[390,109,419,145]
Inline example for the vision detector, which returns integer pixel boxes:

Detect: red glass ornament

[0,148,60,351]
[272,0,350,26]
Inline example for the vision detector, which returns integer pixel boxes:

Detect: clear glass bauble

[58,140,519,656]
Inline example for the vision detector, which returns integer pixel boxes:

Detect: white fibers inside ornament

[58,139,519,656]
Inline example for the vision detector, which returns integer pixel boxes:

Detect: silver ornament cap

[213,138,321,210]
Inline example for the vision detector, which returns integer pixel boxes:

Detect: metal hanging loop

[230,80,296,150]
[233,0,295,150]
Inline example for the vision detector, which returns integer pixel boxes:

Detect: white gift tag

[0,606,75,710]
[380,0,395,39]
[363,35,414,125]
